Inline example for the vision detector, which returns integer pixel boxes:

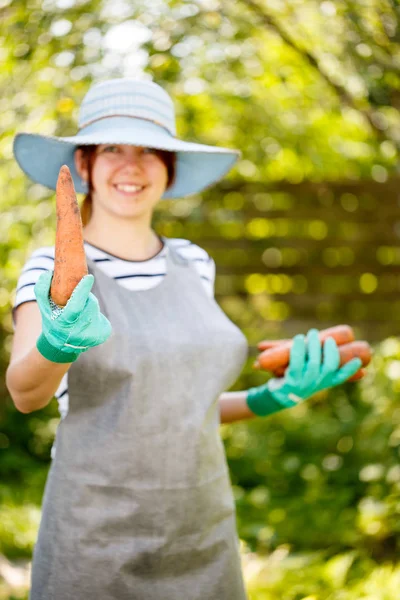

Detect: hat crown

[78,78,176,136]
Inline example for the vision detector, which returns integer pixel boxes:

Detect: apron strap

[161,237,189,267]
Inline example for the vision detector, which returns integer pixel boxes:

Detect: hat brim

[13,117,240,199]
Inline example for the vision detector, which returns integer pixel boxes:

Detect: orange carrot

[271,341,371,376]
[50,165,88,307]
[257,325,354,353]
[347,368,367,382]
[337,342,372,382]
[257,339,372,382]
[338,341,372,368]
[257,340,291,352]
[254,325,355,370]
[270,366,368,380]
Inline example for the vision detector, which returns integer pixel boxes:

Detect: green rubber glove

[246,328,362,417]
[34,270,112,364]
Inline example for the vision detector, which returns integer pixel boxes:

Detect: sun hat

[13,78,240,199]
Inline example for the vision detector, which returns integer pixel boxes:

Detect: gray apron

[30,237,249,600]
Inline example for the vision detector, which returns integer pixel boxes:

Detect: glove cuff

[36,333,80,364]
[246,384,285,417]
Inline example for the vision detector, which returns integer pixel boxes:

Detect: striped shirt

[13,237,216,419]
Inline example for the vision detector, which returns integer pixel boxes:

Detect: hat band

[79,114,174,136]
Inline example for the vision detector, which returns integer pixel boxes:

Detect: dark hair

[77,145,177,226]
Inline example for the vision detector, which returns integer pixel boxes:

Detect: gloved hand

[34,270,112,364]
[246,328,362,417]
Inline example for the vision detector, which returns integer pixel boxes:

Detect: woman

[6,78,362,600]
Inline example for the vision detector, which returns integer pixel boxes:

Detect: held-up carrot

[254,325,355,370]
[50,165,88,307]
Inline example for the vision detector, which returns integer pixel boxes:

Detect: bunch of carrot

[254,325,372,382]
[50,165,88,307]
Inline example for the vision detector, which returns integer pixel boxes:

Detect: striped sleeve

[12,247,67,400]
[13,246,55,323]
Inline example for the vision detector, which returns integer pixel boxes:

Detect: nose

[120,149,144,171]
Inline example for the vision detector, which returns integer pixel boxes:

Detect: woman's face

[75,144,169,221]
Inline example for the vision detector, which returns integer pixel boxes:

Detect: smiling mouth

[114,184,146,194]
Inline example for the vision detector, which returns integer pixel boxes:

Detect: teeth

[116,184,143,193]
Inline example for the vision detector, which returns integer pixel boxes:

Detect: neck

[83,214,163,261]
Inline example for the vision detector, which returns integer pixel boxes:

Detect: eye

[142,147,158,155]
[100,145,119,153]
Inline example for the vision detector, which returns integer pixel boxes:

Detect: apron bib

[30,238,249,600]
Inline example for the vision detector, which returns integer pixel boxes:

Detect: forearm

[6,346,73,413]
[219,391,256,423]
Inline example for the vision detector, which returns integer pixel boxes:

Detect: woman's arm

[219,391,256,424]
[219,330,363,424]
[6,302,73,413]
[7,271,111,414]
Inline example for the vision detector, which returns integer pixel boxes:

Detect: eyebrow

[98,144,147,150]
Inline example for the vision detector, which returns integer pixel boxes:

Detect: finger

[347,368,366,382]
[62,274,95,322]
[70,309,111,349]
[287,334,306,379]
[321,337,340,376]
[34,270,53,300]
[329,358,363,387]
[304,329,321,380]
[77,289,100,319]
[98,314,112,344]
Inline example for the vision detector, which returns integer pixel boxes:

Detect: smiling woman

[7,77,363,600]
[9,78,253,600]
[76,143,176,226]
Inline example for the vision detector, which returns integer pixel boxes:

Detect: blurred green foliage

[1,0,400,597]
[231,338,400,559]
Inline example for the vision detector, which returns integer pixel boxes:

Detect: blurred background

[1,0,400,598]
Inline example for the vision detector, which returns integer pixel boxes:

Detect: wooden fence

[155,177,400,348]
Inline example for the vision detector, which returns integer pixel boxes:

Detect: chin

[115,207,153,220]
